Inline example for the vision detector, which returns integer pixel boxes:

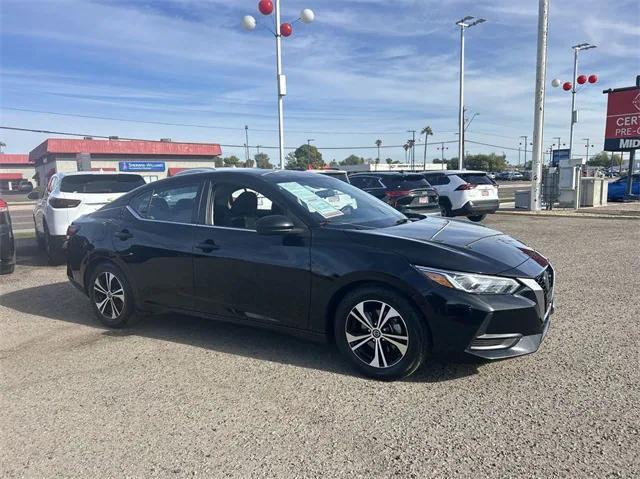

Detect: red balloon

[562,82,572,91]
[588,74,598,84]
[258,0,273,15]
[280,22,293,37]
[577,74,587,85]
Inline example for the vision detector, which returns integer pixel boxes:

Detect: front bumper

[421,265,555,360]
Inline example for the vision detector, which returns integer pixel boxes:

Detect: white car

[32,171,146,263]
[423,170,499,222]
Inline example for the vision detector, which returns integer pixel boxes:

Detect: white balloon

[242,15,256,31]
[551,78,561,88]
[300,8,315,24]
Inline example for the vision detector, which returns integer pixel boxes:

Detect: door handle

[115,229,133,241]
[195,239,219,252]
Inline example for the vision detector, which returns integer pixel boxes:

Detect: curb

[495,210,640,220]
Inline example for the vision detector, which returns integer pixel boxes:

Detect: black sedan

[0,198,16,274]
[66,169,554,380]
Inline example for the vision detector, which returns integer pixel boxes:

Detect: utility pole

[407,130,416,169]
[520,135,529,168]
[529,0,549,212]
[582,137,593,162]
[244,125,250,163]
[456,16,486,170]
[438,143,448,171]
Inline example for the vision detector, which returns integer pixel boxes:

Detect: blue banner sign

[119,161,166,172]
[551,149,570,167]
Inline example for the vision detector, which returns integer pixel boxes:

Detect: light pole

[551,43,597,160]
[582,137,593,162]
[306,138,314,168]
[456,16,485,170]
[437,143,449,171]
[242,1,315,169]
[519,136,529,168]
[244,125,250,162]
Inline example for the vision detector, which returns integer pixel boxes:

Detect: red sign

[604,87,640,151]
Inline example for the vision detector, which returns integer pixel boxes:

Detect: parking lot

[1,214,639,478]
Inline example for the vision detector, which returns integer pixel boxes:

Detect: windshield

[60,174,146,193]
[274,174,406,228]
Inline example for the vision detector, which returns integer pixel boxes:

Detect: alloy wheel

[93,272,125,319]
[344,300,409,369]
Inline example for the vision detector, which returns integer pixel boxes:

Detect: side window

[129,190,153,218]
[209,182,287,231]
[350,177,366,188]
[140,182,200,223]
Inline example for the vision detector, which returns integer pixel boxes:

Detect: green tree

[375,139,382,162]
[254,152,272,169]
[285,144,324,170]
[464,153,508,172]
[214,157,224,167]
[385,158,393,165]
[420,126,433,168]
[223,155,242,167]
[340,154,365,166]
[587,151,611,168]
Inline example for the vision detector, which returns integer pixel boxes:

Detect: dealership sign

[119,161,166,172]
[603,86,640,151]
[551,148,570,167]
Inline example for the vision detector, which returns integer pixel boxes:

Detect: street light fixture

[242,1,315,169]
[455,16,486,170]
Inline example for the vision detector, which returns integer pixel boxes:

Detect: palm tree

[0,141,6,153]
[420,126,433,170]
[375,139,382,164]
[403,143,410,163]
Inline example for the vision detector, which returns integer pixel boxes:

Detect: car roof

[56,171,144,178]
[350,171,423,177]
[425,170,487,175]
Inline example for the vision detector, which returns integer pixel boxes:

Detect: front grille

[535,266,554,313]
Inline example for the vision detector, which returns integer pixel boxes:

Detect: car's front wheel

[88,262,135,328]
[334,286,429,380]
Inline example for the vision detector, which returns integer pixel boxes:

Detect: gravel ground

[1,215,639,478]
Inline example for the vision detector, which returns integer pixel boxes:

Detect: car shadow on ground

[14,238,50,267]
[0,281,480,383]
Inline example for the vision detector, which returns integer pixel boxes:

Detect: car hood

[359,217,548,277]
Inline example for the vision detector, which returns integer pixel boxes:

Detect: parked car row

[0,198,16,274]
[65,169,554,380]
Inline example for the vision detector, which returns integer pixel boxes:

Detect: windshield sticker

[278,182,344,218]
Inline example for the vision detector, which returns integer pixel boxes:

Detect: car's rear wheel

[88,262,135,328]
[467,214,487,222]
[334,286,428,380]
[439,198,453,217]
[43,223,65,265]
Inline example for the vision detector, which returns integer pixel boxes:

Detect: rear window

[60,174,146,193]
[456,173,494,185]
[317,171,350,183]
[381,175,429,190]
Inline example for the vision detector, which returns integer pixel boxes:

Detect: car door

[112,178,204,311]
[191,177,311,329]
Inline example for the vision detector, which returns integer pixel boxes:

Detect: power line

[1,107,437,136]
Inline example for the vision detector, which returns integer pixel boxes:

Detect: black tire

[35,218,45,250]
[88,262,136,328]
[334,286,429,381]
[467,214,487,222]
[43,224,65,265]
[439,198,453,217]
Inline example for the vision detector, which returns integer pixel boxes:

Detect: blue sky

[1,0,639,164]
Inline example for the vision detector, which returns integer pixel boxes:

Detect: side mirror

[27,190,42,200]
[256,215,298,235]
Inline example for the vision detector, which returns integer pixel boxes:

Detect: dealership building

[0,154,36,187]
[27,138,223,186]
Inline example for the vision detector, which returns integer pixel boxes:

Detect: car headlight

[414,266,520,295]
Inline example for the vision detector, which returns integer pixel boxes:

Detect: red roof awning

[0,154,31,165]
[30,139,222,163]
[168,167,186,177]
[0,173,24,180]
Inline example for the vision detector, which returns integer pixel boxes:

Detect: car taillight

[386,190,412,198]
[455,183,477,191]
[66,224,80,239]
[0,199,7,213]
[49,197,81,208]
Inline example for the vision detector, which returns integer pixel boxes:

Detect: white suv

[423,170,499,222]
[32,172,146,263]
